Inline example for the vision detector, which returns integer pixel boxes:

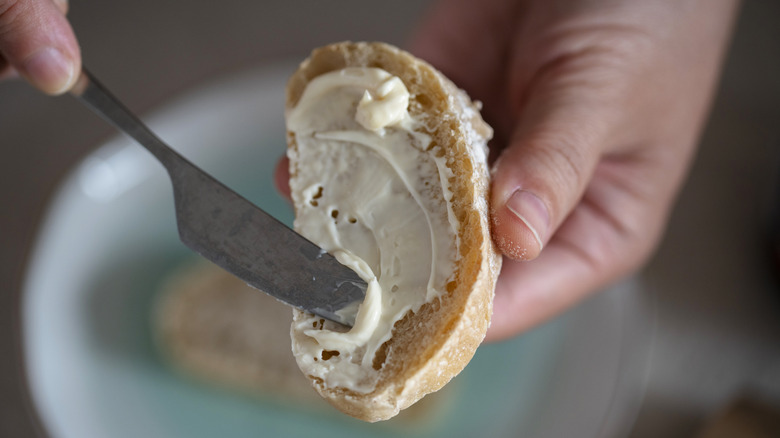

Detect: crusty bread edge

[285,41,502,422]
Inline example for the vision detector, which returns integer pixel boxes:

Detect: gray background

[1,0,779,436]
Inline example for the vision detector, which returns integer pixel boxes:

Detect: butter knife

[71,68,366,326]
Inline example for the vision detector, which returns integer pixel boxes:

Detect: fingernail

[505,190,550,250]
[22,47,75,95]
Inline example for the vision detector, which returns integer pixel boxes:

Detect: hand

[0,0,80,94]
[411,0,738,340]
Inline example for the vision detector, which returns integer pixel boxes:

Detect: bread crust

[286,41,501,422]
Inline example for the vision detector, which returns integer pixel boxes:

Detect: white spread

[287,67,458,393]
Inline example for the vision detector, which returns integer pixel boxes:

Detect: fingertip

[483,259,539,342]
[21,46,77,95]
[0,0,80,94]
[51,0,69,15]
[491,188,549,261]
[273,155,291,201]
[484,293,517,342]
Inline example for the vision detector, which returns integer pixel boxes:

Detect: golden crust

[286,41,501,422]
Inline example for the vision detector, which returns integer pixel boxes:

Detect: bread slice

[285,41,501,422]
[154,260,457,425]
[154,260,316,401]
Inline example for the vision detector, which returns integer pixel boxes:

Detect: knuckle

[0,0,20,22]
[525,129,591,201]
[0,0,25,36]
[532,24,656,103]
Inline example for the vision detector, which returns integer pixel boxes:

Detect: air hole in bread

[348,217,357,224]
[372,342,389,371]
[321,350,340,361]
[331,209,339,219]
[415,93,433,109]
[309,185,324,206]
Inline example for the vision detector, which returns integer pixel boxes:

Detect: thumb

[491,63,623,261]
[0,0,80,94]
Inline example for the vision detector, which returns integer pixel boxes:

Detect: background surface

[2,1,779,436]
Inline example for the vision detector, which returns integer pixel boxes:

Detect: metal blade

[72,68,366,327]
[169,161,366,326]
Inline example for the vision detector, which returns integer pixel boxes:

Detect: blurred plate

[22,64,651,438]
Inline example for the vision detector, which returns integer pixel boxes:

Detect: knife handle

[71,68,187,174]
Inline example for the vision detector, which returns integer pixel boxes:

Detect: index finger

[0,0,80,94]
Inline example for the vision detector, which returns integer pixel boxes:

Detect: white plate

[22,64,651,438]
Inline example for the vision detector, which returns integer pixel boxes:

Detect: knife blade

[171,161,367,326]
[72,68,366,326]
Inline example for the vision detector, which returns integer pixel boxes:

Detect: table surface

[2,1,779,437]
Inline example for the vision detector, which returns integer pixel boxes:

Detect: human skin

[2,0,739,342]
[0,0,80,94]
[407,0,739,340]
[276,0,739,341]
